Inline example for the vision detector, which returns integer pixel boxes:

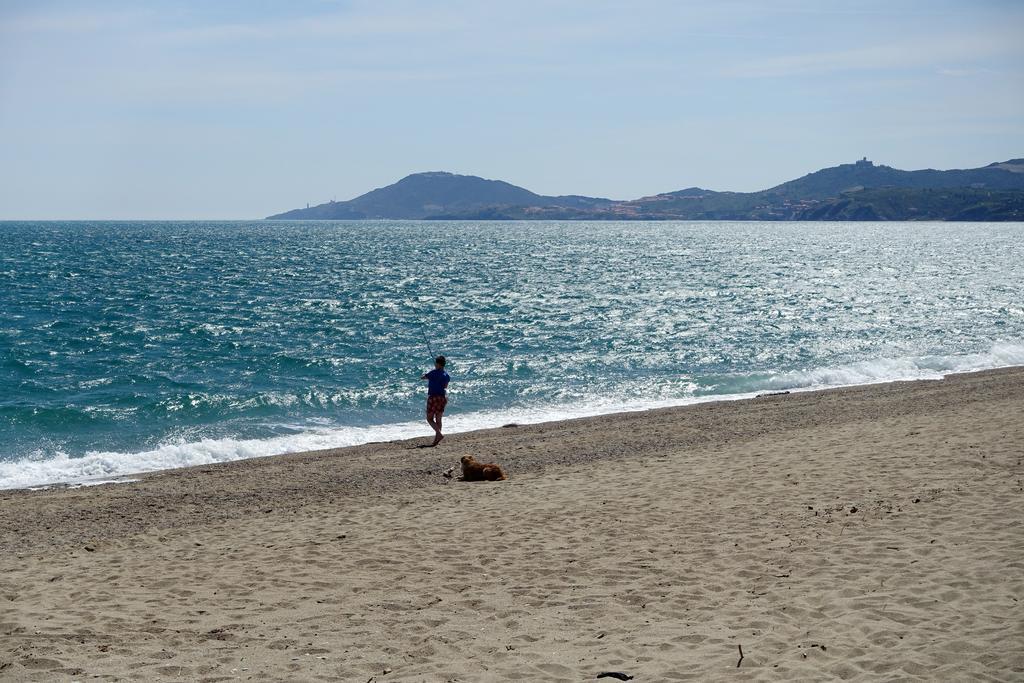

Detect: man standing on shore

[421,355,450,446]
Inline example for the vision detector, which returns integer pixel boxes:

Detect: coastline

[5,219,1022,493]
[1,367,1022,680]
[5,341,1024,492]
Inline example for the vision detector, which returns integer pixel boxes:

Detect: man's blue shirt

[426,368,450,396]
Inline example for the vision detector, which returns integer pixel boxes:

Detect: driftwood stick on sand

[737,644,744,667]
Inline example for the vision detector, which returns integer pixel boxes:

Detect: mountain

[266,159,1024,221]
[795,187,1024,221]
[266,171,614,220]
[762,158,1024,200]
[604,158,1024,220]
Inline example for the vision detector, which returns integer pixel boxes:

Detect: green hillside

[267,159,1024,221]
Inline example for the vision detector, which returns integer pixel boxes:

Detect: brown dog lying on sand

[460,456,507,482]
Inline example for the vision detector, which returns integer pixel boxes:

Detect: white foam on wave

[756,341,1024,392]
[0,423,426,491]
[2,341,1022,491]
[0,394,709,491]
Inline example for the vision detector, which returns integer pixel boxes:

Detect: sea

[2,220,1022,490]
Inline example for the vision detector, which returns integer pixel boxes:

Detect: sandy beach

[1,368,1022,681]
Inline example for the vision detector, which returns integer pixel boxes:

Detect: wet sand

[1,368,1022,681]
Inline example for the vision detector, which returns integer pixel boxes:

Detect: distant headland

[267,158,1024,221]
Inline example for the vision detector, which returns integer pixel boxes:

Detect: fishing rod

[418,317,464,407]
[418,322,436,360]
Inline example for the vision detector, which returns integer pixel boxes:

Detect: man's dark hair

[435,355,446,367]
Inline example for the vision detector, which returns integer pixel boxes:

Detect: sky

[0,0,1022,219]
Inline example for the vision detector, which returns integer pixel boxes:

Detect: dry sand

[1,368,1022,682]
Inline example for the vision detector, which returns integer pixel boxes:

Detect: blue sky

[1,0,1022,219]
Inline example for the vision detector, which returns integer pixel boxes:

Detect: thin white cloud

[149,0,750,53]
[0,7,152,34]
[157,9,465,44]
[721,30,1024,78]
[151,0,527,47]
[936,67,993,77]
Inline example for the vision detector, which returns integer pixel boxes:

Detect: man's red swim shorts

[426,394,448,416]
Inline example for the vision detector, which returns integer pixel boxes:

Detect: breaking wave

[3,341,1020,490]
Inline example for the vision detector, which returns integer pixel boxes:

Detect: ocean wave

[756,341,1024,392]
[1,341,1022,490]
[0,395,696,490]
[0,424,422,491]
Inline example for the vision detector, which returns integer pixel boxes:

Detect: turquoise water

[2,220,1022,488]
